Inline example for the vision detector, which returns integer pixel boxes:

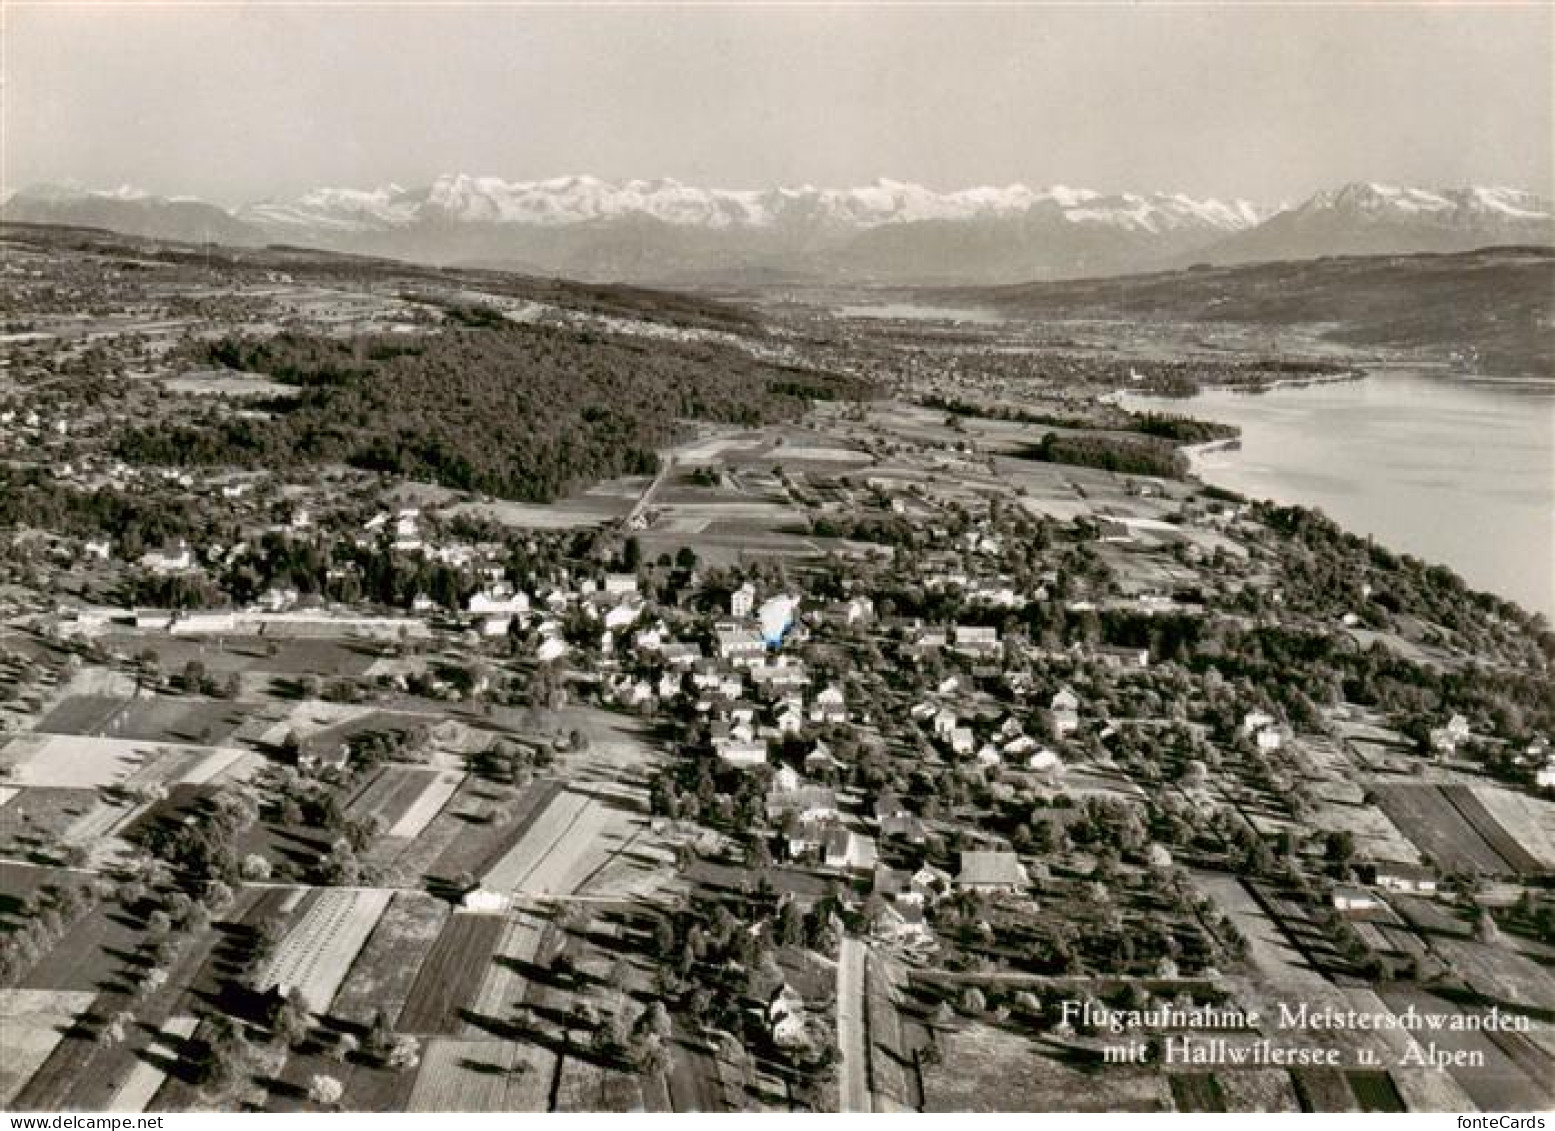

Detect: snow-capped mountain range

[237,174,1269,236]
[4,176,1549,284]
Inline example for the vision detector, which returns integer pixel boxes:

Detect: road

[625,456,674,529]
[836,935,871,1113]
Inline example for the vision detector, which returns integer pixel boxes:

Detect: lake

[1121,371,1554,619]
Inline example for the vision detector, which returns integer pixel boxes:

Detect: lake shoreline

[1119,370,1554,619]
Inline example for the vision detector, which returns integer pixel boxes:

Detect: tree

[384,1033,422,1073]
[958,987,986,1015]
[270,988,313,1048]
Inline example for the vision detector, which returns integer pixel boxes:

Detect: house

[932,709,959,739]
[975,744,1002,769]
[731,582,757,619]
[949,727,975,755]
[1003,734,1040,758]
[1049,687,1080,738]
[1026,748,1063,775]
[1255,727,1283,752]
[1097,645,1150,670]
[812,684,846,724]
[768,984,809,1048]
[954,625,1000,657]
[787,814,837,858]
[911,865,953,903]
[775,703,805,736]
[460,888,510,914]
[842,596,874,625]
[469,588,530,616]
[83,537,111,561]
[1538,757,1555,790]
[140,541,195,574]
[767,784,839,824]
[955,850,1028,893]
[603,573,638,597]
[1430,714,1473,755]
[535,637,569,663]
[1371,862,1438,895]
[661,642,703,669]
[603,600,642,630]
[1097,518,1134,543]
[879,810,927,843]
[715,738,768,769]
[869,899,934,947]
[1242,710,1277,734]
[716,628,767,667]
[823,829,878,873]
[297,740,351,775]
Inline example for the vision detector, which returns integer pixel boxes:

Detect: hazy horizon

[5,4,1552,207]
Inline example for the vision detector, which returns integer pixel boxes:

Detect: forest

[116,324,869,502]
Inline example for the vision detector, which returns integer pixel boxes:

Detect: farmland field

[1372,784,1514,875]
[1438,785,1547,875]
[327,892,450,1025]
[406,1038,523,1111]
[415,777,563,883]
[1213,1068,1302,1112]
[257,888,394,1011]
[37,695,248,746]
[348,766,464,835]
[1290,1068,1358,1112]
[1190,871,1327,989]
[104,1016,199,1113]
[1460,787,1555,870]
[921,1025,1171,1111]
[1379,987,1548,1111]
[480,787,635,896]
[1168,1073,1227,1112]
[396,912,504,1034]
[1345,1071,1405,1113]
[462,909,546,1034]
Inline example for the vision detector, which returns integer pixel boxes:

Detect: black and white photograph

[0,0,1551,1117]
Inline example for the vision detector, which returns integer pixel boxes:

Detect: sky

[4,3,1552,206]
